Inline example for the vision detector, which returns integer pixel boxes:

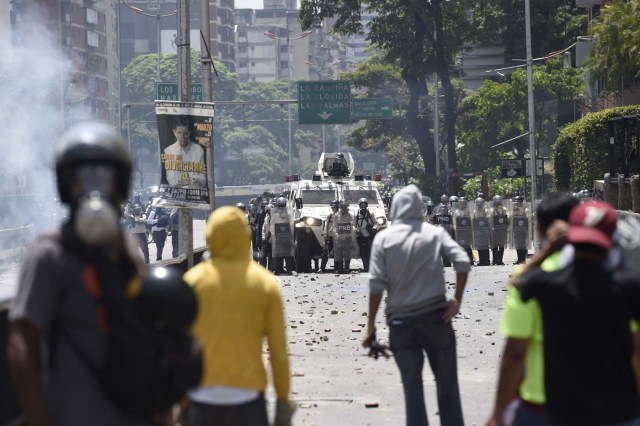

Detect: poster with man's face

[155,101,214,207]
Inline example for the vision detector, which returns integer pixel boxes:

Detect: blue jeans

[389,308,464,426]
[187,397,268,426]
[514,399,547,426]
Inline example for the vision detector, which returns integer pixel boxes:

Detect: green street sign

[156,82,203,102]
[298,81,351,124]
[352,97,393,120]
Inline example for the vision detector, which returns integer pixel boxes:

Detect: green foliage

[121,50,237,102]
[553,106,640,191]
[462,166,525,199]
[474,0,588,59]
[584,0,640,89]
[456,58,583,173]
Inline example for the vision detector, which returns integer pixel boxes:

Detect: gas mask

[72,164,121,247]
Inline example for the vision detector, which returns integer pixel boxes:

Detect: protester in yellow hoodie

[183,206,295,426]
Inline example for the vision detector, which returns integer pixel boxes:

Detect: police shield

[473,215,491,250]
[434,205,454,236]
[271,208,293,258]
[455,214,473,249]
[491,211,510,247]
[512,214,530,250]
[333,215,356,261]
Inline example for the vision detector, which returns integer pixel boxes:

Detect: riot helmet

[449,196,459,205]
[330,199,339,213]
[492,195,503,207]
[235,202,246,212]
[513,195,524,204]
[358,197,368,209]
[339,200,349,213]
[440,194,449,204]
[275,197,287,208]
[426,200,434,215]
[475,197,485,208]
[458,197,468,210]
[54,121,131,246]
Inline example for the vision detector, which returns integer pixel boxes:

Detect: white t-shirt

[163,141,206,188]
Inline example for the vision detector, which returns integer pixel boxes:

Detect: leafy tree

[456,58,583,175]
[300,0,476,175]
[584,0,640,90]
[475,0,588,59]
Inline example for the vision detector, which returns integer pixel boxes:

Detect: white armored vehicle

[287,152,388,272]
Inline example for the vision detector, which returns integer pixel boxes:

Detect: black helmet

[440,194,448,203]
[55,121,131,206]
[134,267,197,332]
[492,195,503,206]
[513,195,524,203]
[235,202,246,212]
[335,153,345,159]
[275,197,287,207]
[358,197,368,209]
[339,200,349,212]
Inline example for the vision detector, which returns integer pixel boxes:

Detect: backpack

[58,230,202,416]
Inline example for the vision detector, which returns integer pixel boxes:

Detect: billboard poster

[155,101,214,207]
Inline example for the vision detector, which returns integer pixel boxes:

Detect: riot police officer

[490,195,509,265]
[355,197,377,272]
[260,204,272,269]
[320,199,339,273]
[472,197,491,266]
[125,201,149,264]
[333,201,356,273]
[247,203,260,261]
[453,197,474,265]
[433,194,454,237]
[449,195,459,217]
[329,153,350,177]
[511,195,531,264]
[266,197,295,275]
[235,202,246,212]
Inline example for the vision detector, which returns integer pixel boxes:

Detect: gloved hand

[273,399,297,426]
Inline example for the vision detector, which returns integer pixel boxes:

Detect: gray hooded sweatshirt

[369,184,471,320]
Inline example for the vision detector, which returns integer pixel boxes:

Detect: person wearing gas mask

[147,205,169,262]
[453,197,475,265]
[319,200,339,273]
[473,196,492,266]
[7,122,172,426]
[355,197,378,272]
[125,201,150,264]
[333,201,356,274]
[267,197,295,275]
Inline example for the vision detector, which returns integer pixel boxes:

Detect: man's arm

[516,219,568,279]
[265,282,290,401]
[363,236,386,347]
[442,272,467,323]
[491,338,529,426]
[7,320,54,426]
[363,292,383,348]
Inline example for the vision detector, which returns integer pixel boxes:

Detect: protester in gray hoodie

[363,184,470,426]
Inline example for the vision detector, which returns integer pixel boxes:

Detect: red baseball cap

[567,201,617,249]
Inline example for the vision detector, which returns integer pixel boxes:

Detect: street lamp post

[525,0,538,250]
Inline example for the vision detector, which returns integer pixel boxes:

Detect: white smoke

[0,4,77,236]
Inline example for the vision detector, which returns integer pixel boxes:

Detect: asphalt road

[268,256,517,426]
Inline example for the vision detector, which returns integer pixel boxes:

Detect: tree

[456,58,583,181]
[584,0,640,91]
[300,0,475,176]
[475,0,588,59]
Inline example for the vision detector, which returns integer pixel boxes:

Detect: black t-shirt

[518,260,640,426]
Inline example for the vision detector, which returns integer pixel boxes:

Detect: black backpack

[58,229,202,416]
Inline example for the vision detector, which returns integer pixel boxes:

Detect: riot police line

[427,193,533,266]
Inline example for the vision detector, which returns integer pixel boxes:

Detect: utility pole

[201,0,215,211]
[434,77,440,176]
[177,0,194,267]
[525,0,537,250]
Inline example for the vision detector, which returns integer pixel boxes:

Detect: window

[239,61,247,68]
[251,62,255,67]
[279,60,288,69]
[86,31,99,48]
[239,30,247,37]
[86,8,98,25]
[280,45,288,53]
[238,46,247,53]
[300,190,337,205]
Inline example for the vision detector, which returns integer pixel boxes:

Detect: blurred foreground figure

[183,206,296,426]
[8,122,201,426]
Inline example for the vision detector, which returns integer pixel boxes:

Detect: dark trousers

[389,309,464,426]
[134,232,149,263]
[491,246,505,265]
[152,230,167,261]
[357,235,374,272]
[477,249,490,266]
[516,249,528,264]
[464,248,474,265]
[187,397,268,426]
[172,229,179,258]
[321,238,334,271]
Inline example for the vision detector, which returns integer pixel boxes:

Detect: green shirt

[500,252,561,404]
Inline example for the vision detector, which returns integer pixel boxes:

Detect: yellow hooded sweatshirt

[184,206,290,400]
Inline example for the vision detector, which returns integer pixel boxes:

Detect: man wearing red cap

[515,201,640,426]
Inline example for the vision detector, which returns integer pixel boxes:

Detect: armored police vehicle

[287,152,387,272]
